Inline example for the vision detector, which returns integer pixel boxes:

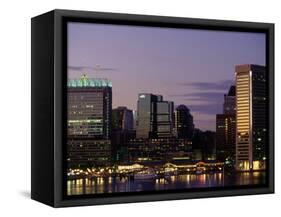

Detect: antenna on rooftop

[94,64,101,78]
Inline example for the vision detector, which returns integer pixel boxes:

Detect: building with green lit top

[67,75,112,168]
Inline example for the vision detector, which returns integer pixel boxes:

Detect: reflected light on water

[67,171,266,196]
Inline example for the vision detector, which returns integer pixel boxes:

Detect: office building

[216,85,236,162]
[136,93,173,138]
[112,106,134,131]
[67,75,112,168]
[235,64,267,171]
[128,137,192,163]
[155,101,174,138]
[216,114,236,162]
[223,85,236,115]
[112,106,135,163]
[192,129,216,161]
[136,94,158,138]
[175,105,194,139]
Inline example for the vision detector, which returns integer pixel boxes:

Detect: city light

[66,26,267,196]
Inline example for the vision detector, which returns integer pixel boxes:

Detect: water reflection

[67,171,266,195]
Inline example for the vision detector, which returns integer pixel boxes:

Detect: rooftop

[235,64,265,73]
[67,75,112,88]
[227,85,236,96]
[176,104,190,112]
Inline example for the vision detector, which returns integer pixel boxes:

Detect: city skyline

[66,65,267,195]
[67,22,266,131]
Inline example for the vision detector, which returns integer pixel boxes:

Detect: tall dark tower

[216,114,236,162]
[112,106,134,131]
[235,64,267,171]
[112,106,135,163]
[216,85,236,162]
[175,105,194,139]
[67,75,112,168]
[223,85,236,114]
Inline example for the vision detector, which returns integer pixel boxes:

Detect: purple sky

[67,22,266,131]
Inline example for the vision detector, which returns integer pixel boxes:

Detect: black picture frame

[31,9,274,207]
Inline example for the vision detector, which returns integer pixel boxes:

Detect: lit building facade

[175,105,194,139]
[128,137,192,163]
[67,75,112,168]
[235,64,267,171]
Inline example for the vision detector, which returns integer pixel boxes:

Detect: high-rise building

[132,110,137,130]
[136,93,173,138]
[112,106,135,163]
[235,64,267,171]
[216,114,236,162]
[112,106,134,131]
[216,86,236,162]
[192,129,216,161]
[223,85,236,115]
[67,75,112,168]
[155,101,174,138]
[136,94,158,138]
[175,105,194,139]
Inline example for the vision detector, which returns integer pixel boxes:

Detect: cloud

[169,79,234,130]
[170,92,224,101]
[68,65,117,72]
[188,103,222,115]
[170,91,228,117]
[170,79,234,116]
[172,93,223,115]
[178,79,234,91]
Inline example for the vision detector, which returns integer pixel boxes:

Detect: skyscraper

[223,85,236,114]
[216,114,236,161]
[175,105,194,139]
[136,94,158,138]
[155,101,174,138]
[136,93,173,139]
[112,106,135,162]
[67,75,112,168]
[132,110,137,130]
[112,106,134,131]
[235,64,267,171]
[216,86,236,162]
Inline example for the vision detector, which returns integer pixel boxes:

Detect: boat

[196,166,205,174]
[134,168,157,180]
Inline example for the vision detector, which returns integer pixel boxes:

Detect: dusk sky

[67,22,266,131]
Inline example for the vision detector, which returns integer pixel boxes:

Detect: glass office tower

[136,94,158,138]
[155,101,174,138]
[67,75,112,168]
[136,93,173,139]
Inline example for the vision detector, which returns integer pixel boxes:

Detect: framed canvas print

[31,9,274,207]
